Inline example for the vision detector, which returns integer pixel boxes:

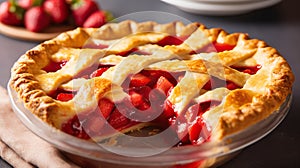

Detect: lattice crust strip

[10,20,294,141]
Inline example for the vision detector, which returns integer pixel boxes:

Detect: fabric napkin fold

[0,86,80,168]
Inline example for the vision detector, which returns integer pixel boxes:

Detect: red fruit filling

[191,42,236,54]
[90,67,110,78]
[213,42,235,52]
[157,36,187,46]
[56,93,74,102]
[42,60,67,72]
[231,65,262,75]
[51,42,261,147]
[203,77,241,91]
[59,68,239,143]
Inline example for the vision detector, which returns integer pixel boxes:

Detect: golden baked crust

[10,20,294,140]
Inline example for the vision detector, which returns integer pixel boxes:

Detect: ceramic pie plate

[161,0,282,15]
[7,82,292,167]
[0,22,75,42]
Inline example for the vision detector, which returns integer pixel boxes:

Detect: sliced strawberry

[43,0,69,24]
[98,98,114,119]
[130,73,151,87]
[24,6,51,32]
[129,86,152,100]
[108,109,130,129]
[213,42,235,52]
[90,67,109,78]
[56,93,74,101]
[71,0,99,27]
[188,116,211,145]
[155,76,174,95]
[148,88,166,114]
[0,1,24,26]
[142,70,178,86]
[155,100,175,125]
[129,91,144,107]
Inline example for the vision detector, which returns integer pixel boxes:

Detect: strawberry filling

[213,42,235,52]
[202,77,241,91]
[57,67,240,144]
[47,41,261,147]
[157,36,187,46]
[231,65,262,75]
[42,60,67,72]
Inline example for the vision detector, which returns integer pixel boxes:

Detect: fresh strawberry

[83,10,113,28]
[24,6,50,32]
[0,1,24,26]
[43,0,69,24]
[90,67,109,78]
[98,98,114,119]
[155,76,173,95]
[71,0,99,27]
[56,93,74,101]
[130,73,151,87]
[18,0,43,9]
[82,10,104,28]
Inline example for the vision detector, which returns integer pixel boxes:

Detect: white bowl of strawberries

[0,0,112,40]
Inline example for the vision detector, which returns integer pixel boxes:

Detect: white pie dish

[161,0,282,15]
[7,82,292,167]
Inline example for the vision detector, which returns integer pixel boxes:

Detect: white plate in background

[161,0,282,15]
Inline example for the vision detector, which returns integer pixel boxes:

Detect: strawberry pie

[10,20,294,146]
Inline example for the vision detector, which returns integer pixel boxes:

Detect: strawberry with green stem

[71,0,99,27]
[0,0,24,26]
[83,10,113,28]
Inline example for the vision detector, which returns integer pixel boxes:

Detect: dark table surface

[1,0,300,167]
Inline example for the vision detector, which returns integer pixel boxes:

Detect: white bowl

[161,0,282,15]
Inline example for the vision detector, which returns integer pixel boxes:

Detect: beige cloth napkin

[0,86,80,168]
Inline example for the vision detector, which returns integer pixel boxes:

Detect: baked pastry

[10,20,294,146]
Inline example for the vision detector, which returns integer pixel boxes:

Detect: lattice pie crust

[10,20,294,141]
